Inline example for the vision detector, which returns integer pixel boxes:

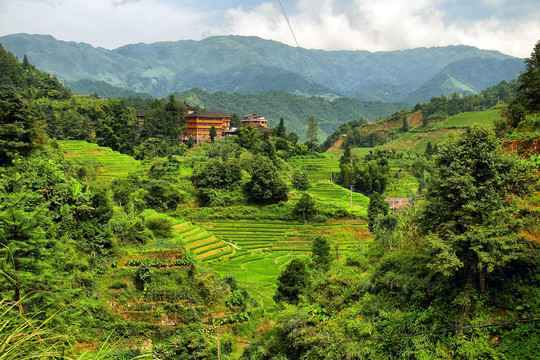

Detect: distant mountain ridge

[0,33,524,103]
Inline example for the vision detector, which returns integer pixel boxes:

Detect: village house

[384,198,411,212]
[184,110,231,143]
[241,113,268,127]
[135,110,150,131]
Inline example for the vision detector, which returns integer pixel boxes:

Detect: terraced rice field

[307,182,370,218]
[207,219,371,260]
[140,210,233,263]
[288,154,340,183]
[381,109,501,154]
[208,219,372,311]
[58,140,147,179]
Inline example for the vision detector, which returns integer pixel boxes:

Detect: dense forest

[1,38,540,360]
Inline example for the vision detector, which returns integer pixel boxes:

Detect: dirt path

[326,137,343,152]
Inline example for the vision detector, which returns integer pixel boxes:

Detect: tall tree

[274,258,309,305]
[367,192,389,233]
[401,116,409,132]
[418,125,532,293]
[230,112,241,128]
[209,125,217,143]
[292,169,310,191]
[0,91,42,165]
[294,193,315,224]
[340,140,351,164]
[275,118,287,138]
[506,39,540,126]
[311,236,332,271]
[305,116,319,148]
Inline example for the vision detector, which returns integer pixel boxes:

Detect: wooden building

[135,110,150,131]
[241,113,268,128]
[384,198,411,212]
[185,110,231,143]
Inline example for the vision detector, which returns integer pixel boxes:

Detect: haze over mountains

[0,33,525,104]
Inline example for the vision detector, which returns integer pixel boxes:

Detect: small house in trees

[135,110,150,131]
[384,198,411,212]
[254,125,273,138]
[185,110,231,143]
[241,113,268,128]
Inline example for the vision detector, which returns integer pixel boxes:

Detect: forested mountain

[0,33,524,103]
[70,79,153,99]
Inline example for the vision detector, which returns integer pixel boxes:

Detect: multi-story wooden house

[241,113,268,128]
[185,110,231,143]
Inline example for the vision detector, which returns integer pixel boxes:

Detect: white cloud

[0,0,212,49]
[0,0,537,57]
[219,0,538,57]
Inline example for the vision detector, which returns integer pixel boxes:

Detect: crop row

[125,257,191,268]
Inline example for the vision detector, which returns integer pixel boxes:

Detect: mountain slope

[0,33,524,102]
[407,57,525,103]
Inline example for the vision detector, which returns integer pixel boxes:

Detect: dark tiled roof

[136,110,151,117]
[242,113,262,119]
[255,125,273,133]
[186,110,230,118]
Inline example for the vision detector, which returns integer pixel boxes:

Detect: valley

[1,36,540,360]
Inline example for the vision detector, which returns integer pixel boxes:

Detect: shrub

[145,215,173,238]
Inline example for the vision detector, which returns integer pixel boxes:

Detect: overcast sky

[0,0,538,58]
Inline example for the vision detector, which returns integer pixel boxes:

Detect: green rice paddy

[58,140,147,179]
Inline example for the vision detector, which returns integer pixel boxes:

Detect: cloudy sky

[0,0,538,58]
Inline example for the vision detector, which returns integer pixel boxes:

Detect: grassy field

[307,182,370,218]
[381,109,502,154]
[432,109,499,130]
[58,140,147,179]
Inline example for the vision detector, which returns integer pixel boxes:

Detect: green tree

[96,99,137,154]
[140,97,184,144]
[506,39,540,126]
[367,192,389,233]
[0,188,51,302]
[424,141,433,157]
[419,125,532,293]
[274,258,309,305]
[401,116,409,132]
[340,140,351,164]
[0,91,42,165]
[22,54,30,71]
[246,156,288,204]
[422,114,429,127]
[275,117,287,138]
[292,169,310,191]
[187,135,195,148]
[234,125,259,150]
[209,125,217,143]
[288,131,299,144]
[311,236,332,271]
[294,193,315,224]
[305,116,319,148]
[230,112,241,128]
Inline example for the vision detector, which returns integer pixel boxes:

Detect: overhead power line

[277,0,321,98]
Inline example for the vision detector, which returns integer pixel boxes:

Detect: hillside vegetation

[1,38,540,360]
